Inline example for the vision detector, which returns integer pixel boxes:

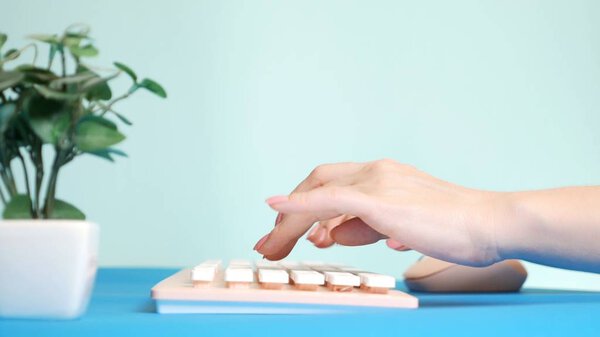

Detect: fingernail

[386,239,405,250]
[266,195,289,205]
[274,213,283,226]
[253,233,270,251]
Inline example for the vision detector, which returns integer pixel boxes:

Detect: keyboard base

[152,269,418,314]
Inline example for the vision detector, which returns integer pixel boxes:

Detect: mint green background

[2,0,599,290]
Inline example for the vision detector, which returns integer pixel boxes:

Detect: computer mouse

[403,256,527,292]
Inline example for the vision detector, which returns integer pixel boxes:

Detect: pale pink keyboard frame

[152,269,418,309]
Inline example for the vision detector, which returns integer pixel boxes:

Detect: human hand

[254,159,512,266]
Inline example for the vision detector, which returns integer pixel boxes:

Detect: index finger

[257,162,366,260]
[257,185,375,260]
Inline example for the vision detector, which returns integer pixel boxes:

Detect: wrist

[492,191,528,262]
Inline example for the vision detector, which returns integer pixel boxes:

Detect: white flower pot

[0,220,99,319]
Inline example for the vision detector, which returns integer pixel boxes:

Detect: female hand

[254,159,511,266]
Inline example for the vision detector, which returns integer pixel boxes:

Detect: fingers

[256,186,375,259]
[271,162,365,232]
[308,215,351,248]
[264,163,366,257]
[310,225,336,248]
[330,217,387,246]
[386,238,411,251]
[263,238,299,261]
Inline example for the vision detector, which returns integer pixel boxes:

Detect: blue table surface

[0,268,599,337]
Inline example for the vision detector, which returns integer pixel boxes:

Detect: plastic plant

[0,24,166,219]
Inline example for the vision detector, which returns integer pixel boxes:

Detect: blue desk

[1,268,598,337]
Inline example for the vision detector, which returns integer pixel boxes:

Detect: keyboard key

[258,268,289,290]
[255,260,281,269]
[199,260,222,268]
[191,265,217,278]
[324,271,360,292]
[290,270,325,291]
[306,264,340,272]
[191,260,221,287]
[358,273,396,294]
[229,259,252,268]
[224,267,254,288]
[339,266,365,273]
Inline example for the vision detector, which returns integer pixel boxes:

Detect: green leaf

[16,65,58,84]
[0,102,16,133]
[77,65,112,101]
[69,44,98,58]
[83,77,112,100]
[85,148,128,162]
[4,48,19,61]
[75,117,125,151]
[0,33,7,50]
[49,43,59,67]
[49,199,86,220]
[24,93,72,144]
[107,148,127,157]
[65,24,90,39]
[33,84,81,101]
[49,71,96,89]
[79,114,117,130]
[114,62,137,82]
[62,36,82,47]
[111,110,132,126]
[0,71,25,91]
[138,78,167,98]
[28,34,60,44]
[95,102,132,126]
[3,194,33,219]
[86,149,114,162]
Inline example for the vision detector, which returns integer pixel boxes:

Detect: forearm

[497,186,600,273]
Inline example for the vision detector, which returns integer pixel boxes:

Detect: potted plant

[0,24,166,319]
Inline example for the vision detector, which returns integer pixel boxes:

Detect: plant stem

[99,86,135,116]
[43,147,64,218]
[0,166,17,197]
[5,166,15,189]
[0,184,6,206]
[31,142,43,218]
[0,169,8,206]
[16,150,34,217]
[61,49,67,78]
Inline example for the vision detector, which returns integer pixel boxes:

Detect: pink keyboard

[151,260,418,314]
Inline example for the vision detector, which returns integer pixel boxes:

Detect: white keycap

[278,260,301,268]
[339,267,364,273]
[290,270,325,285]
[324,271,360,287]
[358,273,396,288]
[258,268,289,284]
[199,260,222,268]
[279,261,311,271]
[224,267,254,283]
[191,265,217,282]
[229,259,252,268]
[309,265,340,272]
[255,260,282,269]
